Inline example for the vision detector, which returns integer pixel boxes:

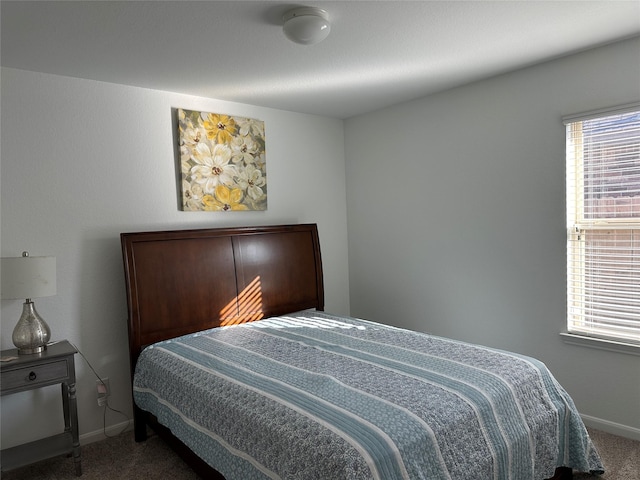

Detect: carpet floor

[2,427,638,479]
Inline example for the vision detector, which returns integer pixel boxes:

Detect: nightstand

[1,340,82,476]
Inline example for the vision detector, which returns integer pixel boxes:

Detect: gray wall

[345,37,640,439]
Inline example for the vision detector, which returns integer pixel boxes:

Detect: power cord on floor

[69,341,131,438]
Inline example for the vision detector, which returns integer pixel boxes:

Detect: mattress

[133,310,604,479]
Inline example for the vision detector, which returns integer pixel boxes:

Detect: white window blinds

[565,104,640,344]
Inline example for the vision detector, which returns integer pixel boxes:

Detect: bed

[121,223,604,480]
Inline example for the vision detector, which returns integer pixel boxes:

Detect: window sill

[560,332,640,356]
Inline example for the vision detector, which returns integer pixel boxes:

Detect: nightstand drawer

[1,360,69,391]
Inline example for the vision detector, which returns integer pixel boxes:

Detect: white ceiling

[2,1,639,119]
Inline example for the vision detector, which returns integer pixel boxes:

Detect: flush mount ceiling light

[282,7,331,45]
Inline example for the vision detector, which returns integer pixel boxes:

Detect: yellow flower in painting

[202,185,249,211]
[203,114,237,145]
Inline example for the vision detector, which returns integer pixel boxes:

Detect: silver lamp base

[12,300,51,355]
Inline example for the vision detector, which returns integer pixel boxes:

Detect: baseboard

[79,420,133,445]
[581,414,640,441]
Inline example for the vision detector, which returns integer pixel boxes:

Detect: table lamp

[1,252,56,354]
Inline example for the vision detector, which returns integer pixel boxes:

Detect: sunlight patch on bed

[251,316,365,330]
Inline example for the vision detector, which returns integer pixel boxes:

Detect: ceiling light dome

[283,7,331,45]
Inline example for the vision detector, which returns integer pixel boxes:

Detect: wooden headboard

[121,224,324,373]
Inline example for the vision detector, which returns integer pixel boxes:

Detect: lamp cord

[68,341,131,438]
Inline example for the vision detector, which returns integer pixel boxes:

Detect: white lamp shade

[1,255,56,299]
[283,7,331,45]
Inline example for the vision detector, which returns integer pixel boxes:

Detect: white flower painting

[178,109,267,211]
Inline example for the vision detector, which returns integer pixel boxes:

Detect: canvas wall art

[177,109,267,211]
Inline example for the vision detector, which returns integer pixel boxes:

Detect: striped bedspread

[133,311,604,480]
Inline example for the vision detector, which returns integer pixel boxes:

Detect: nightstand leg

[63,381,82,476]
[62,383,71,431]
[68,382,82,476]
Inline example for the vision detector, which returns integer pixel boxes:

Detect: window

[565,104,640,346]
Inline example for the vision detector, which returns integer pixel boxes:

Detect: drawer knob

[28,371,37,381]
